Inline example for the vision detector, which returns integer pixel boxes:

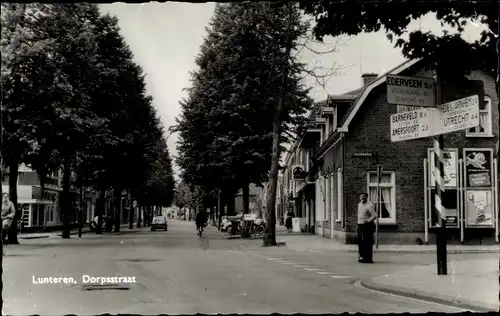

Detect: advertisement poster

[464,149,493,187]
[465,190,493,227]
[429,150,457,188]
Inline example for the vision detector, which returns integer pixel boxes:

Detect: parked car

[151,216,168,231]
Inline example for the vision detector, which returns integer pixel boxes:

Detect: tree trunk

[137,206,142,228]
[96,190,105,234]
[226,192,236,216]
[128,197,134,230]
[263,10,293,247]
[113,188,122,232]
[40,173,46,228]
[7,159,20,244]
[217,190,223,231]
[241,183,251,238]
[61,159,72,239]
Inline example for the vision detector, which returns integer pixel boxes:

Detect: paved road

[3,220,467,315]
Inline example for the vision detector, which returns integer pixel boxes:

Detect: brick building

[280,58,499,244]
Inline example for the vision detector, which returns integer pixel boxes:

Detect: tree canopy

[173,2,312,200]
[1,3,175,238]
[301,1,498,81]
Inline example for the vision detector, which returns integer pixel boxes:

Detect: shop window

[367,171,396,224]
[466,97,493,137]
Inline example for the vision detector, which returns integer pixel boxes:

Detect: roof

[337,58,422,132]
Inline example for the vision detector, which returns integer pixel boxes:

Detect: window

[336,168,343,222]
[367,171,396,224]
[466,97,493,137]
[323,176,328,220]
[330,174,335,223]
[305,151,310,171]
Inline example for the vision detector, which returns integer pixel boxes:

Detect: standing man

[357,192,377,263]
[2,193,16,243]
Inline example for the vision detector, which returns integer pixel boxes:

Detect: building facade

[279,58,499,244]
[2,164,99,229]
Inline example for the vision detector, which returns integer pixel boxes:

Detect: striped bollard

[433,135,448,275]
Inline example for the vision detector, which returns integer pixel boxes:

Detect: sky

[99,3,486,178]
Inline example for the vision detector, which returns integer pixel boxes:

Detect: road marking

[329,275,353,279]
[316,271,338,275]
[293,265,314,268]
[304,268,324,271]
[266,258,283,261]
[275,261,296,265]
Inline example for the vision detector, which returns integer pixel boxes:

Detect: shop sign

[292,165,307,180]
[386,75,435,107]
[429,149,458,188]
[464,149,493,187]
[465,190,494,227]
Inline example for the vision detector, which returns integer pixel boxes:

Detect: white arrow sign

[391,95,479,142]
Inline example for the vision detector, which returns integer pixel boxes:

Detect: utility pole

[434,72,447,275]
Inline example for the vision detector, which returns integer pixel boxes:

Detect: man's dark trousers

[357,222,375,262]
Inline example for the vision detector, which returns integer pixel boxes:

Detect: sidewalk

[276,234,500,254]
[18,224,136,240]
[361,258,499,312]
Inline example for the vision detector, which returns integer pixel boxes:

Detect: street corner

[359,269,497,313]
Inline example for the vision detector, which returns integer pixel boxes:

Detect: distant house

[234,183,261,215]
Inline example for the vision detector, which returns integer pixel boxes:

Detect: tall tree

[1,3,67,243]
[174,3,312,240]
[42,4,105,238]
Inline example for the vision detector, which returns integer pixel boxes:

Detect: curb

[280,245,500,254]
[360,279,496,312]
[18,235,50,240]
[355,248,500,254]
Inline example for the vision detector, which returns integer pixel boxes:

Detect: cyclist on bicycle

[195,210,207,233]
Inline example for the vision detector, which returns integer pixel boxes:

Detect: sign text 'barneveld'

[390,95,479,142]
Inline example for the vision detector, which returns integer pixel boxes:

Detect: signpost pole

[434,73,447,275]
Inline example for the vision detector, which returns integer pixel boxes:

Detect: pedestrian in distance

[2,193,16,243]
[357,192,377,263]
[195,210,207,236]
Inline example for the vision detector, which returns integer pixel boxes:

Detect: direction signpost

[390,95,480,142]
[388,74,483,276]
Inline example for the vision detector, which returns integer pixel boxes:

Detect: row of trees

[1,3,175,242]
[173,2,317,245]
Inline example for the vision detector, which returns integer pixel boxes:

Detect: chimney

[362,73,378,86]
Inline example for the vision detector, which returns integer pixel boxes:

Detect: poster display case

[463,148,495,228]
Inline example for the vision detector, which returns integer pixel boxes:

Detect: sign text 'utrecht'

[390,95,479,142]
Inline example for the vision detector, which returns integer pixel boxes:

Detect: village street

[4,219,495,315]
